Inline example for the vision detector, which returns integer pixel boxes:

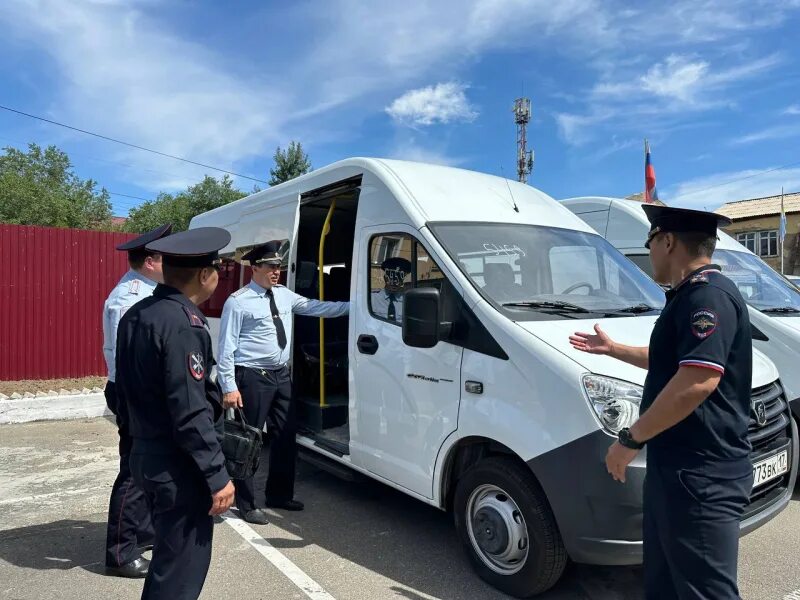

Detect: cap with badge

[381,256,412,288]
[116,223,173,252]
[642,205,732,249]
[241,240,284,265]
[146,227,231,268]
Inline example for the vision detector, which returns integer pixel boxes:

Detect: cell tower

[513,98,534,183]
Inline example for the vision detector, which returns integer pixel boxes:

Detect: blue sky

[1,0,799,217]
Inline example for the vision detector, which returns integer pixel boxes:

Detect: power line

[670,159,800,201]
[0,104,269,184]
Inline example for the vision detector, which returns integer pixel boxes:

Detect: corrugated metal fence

[0,224,135,381]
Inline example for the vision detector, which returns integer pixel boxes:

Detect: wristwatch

[618,427,645,450]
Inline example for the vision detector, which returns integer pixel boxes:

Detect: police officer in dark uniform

[103,223,171,578]
[115,227,235,600]
[570,205,754,599]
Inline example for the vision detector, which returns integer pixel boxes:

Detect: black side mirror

[403,287,441,348]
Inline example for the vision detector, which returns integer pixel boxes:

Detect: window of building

[736,230,778,257]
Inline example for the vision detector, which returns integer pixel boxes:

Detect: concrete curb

[0,392,112,424]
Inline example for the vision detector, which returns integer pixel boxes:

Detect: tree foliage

[268,141,312,186]
[0,143,112,229]
[123,174,247,233]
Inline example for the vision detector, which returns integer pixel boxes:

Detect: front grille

[746,381,793,510]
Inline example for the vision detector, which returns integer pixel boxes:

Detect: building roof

[624,192,666,206]
[715,191,800,220]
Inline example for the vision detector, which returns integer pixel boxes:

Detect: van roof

[191,158,594,253]
[561,196,750,254]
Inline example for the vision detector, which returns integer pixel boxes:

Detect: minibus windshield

[431,222,665,320]
[714,250,800,313]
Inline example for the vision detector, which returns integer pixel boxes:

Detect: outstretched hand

[569,324,614,355]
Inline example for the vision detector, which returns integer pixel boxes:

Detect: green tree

[269,141,311,186]
[123,174,247,233]
[0,143,112,229]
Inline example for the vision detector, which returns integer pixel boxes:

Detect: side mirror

[403,288,441,348]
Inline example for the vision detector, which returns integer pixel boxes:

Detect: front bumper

[527,417,799,566]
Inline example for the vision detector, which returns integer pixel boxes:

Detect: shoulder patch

[182,305,205,328]
[230,287,248,298]
[188,351,205,380]
[689,272,709,284]
[690,308,717,339]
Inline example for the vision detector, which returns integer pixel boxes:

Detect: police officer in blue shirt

[570,205,753,599]
[102,223,171,579]
[218,240,349,525]
[370,257,411,322]
[116,227,236,600]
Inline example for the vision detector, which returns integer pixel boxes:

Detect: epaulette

[689,272,710,285]
[230,287,248,298]
[182,305,205,328]
[127,279,141,295]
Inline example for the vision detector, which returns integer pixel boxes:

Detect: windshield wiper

[760,306,800,314]
[502,300,591,313]
[611,303,660,314]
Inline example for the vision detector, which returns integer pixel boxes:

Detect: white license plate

[752,450,789,489]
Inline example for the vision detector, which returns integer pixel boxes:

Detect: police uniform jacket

[217,281,349,394]
[115,284,230,494]
[102,270,158,382]
[642,264,752,468]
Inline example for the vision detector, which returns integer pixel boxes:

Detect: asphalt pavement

[1,418,798,600]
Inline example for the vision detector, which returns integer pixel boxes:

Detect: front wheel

[453,457,567,598]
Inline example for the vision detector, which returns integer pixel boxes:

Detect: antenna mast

[513,97,534,183]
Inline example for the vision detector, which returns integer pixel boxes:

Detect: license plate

[752,450,789,489]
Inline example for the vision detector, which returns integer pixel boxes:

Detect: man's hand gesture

[569,324,615,355]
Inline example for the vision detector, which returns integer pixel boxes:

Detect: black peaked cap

[146,227,231,268]
[642,204,731,237]
[116,223,173,251]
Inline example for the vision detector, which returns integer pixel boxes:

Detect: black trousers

[130,450,213,600]
[234,365,296,512]
[104,382,154,567]
[643,458,753,600]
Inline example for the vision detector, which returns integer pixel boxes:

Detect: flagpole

[644,138,647,201]
[780,187,785,275]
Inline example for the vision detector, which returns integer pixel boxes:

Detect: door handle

[357,334,379,355]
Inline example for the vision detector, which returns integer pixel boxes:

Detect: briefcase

[222,408,263,480]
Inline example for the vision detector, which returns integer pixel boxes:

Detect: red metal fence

[0,224,135,381]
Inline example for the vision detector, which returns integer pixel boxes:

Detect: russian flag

[645,139,658,203]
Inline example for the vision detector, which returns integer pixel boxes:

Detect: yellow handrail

[318,200,337,408]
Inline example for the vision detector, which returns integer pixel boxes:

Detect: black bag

[222,408,263,480]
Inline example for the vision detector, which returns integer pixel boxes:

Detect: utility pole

[513,98,534,183]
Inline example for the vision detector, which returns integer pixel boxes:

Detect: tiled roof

[623,192,665,206]
[715,191,800,220]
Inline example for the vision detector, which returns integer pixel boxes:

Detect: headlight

[582,374,642,434]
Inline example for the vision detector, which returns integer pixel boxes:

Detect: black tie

[266,289,287,349]
[387,293,396,321]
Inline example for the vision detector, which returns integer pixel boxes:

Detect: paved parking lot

[1,418,798,599]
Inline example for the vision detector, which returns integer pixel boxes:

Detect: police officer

[102,223,171,578]
[217,240,349,524]
[570,205,754,599]
[370,256,411,322]
[115,227,235,600]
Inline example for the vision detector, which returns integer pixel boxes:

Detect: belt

[235,364,288,375]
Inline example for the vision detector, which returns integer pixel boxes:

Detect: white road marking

[222,511,336,600]
[0,486,107,506]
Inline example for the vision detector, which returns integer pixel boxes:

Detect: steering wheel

[562,281,594,294]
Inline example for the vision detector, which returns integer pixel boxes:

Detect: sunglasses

[644,229,663,250]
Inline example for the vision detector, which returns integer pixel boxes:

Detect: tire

[453,456,567,598]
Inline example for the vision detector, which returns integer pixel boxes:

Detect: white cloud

[639,55,710,102]
[0,1,289,190]
[386,83,477,126]
[731,124,800,145]
[785,104,800,115]
[666,167,800,210]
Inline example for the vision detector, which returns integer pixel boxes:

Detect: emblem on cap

[690,309,717,339]
[188,351,205,381]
